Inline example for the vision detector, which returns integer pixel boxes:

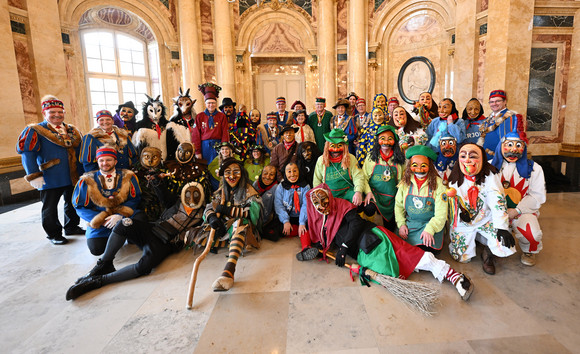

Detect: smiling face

[97,116,114,132]
[282,129,295,143]
[98,156,117,174]
[223,163,242,188]
[296,112,306,124]
[293,103,304,111]
[285,163,300,183]
[329,142,344,159]
[336,105,346,115]
[356,101,366,113]
[311,189,330,215]
[466,100,481,119]
[119,107,135,121]
[315,102,326,114]
[205,98,217,113]
[501,139,525,163]
[438,100,453,119]
[387,101,399,114]
[267,117,278,127]
[458,144,483,176]
[489,96,507,114]
[393,107,407,128]
[220,146,232,159]
[250,110,261,123]
[439,138,457,158]
[375,95,386,108]
[276,101,286,112]
[261,165,277,186]
[252,149,262,160]
[348,96,357,107]
[410,155,429,179]
[372,109,385,124]
[378,130,396,152]
[419,92,432,109]
[44,107,65,126]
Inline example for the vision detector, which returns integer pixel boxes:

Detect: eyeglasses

[489,99,504,104]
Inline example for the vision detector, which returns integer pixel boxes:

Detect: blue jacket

[79,126,138,172]
[426,117,466,151]
[482,108,519,160]
[73,169,141,239]
[16,121,83,189]
[274,184,310,225]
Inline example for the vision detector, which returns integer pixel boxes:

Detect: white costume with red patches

[499,162,546,254]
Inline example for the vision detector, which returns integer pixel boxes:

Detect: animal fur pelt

[87,126,130,150]
[133,128,168,161]
[80,169,136,228]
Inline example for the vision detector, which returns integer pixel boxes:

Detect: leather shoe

[47,235,68,245]
[66,275,103,301]
[76,259,115,284]
[481,246,495,275]
[65,226,85,235]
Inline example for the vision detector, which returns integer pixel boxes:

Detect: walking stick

[186,188,225,309]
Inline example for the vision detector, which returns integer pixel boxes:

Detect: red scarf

[297,123,305,142]
[379,149,393,163]
[284,140,296,150]
[291,185,301,212]
[466,114,486,130]
[465,175,479,209]
[414,175,426,191]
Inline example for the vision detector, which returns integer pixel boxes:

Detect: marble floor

[1,193,579,354]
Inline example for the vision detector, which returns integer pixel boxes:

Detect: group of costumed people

[17,87,546,312]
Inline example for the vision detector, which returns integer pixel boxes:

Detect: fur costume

[79,126,138,172]
[133,95,169,160]
[166,88,197,161]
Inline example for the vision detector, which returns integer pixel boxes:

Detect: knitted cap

[96,147,117,160]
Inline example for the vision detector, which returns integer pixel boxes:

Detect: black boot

[66,275,103,301]
[76,259,115,284]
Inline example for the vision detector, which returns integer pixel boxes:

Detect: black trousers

[39,186,80,238]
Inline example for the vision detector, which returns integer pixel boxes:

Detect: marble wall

[252,23,304,53]
[336,0,347,45]
[477,38,486,103]
[8,0,25,10]
[12,35,38,125]
[337,62,347,99]
[200,0,213,45]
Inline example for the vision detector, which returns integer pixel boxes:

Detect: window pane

[105,92,119,106]
[119,49,131,62]
[117,34,142,51]
[122,80,135,92]
[133,64,145,77]
[120,62,133,76]
[92,105,101,120]
[103,79,117,92]
[100,46,115,60]
[102,60,116,74]
[87,58,102,73]
[132,51,145,64]
[91,91,105,105]
[84,32,100,44]
[85,45,101,59]
[89,78,104,91]
[135,81,147,93]
[123,93,136,104]
[98,32,114,47]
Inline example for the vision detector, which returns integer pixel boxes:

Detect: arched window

[81,29,161,121]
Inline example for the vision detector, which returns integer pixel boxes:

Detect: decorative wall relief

[252,23,304,53]
[337,63,347,98]
[12,38,38,125]
[204,63,216,84]
[480,0,488,12]
[397,56,436,104]
[526,48,556,132]
[200,0,213,45]
[337,0,347,45]
[8,0,26,10]
[476,38,486,103]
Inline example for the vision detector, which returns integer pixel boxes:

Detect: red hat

[41,98,64,112]
[356,98,366,105]
[96,147,117,160]
[198,83,222,101]
[489,90,507,100]
[388,97,399,104]
[291,100,305,110]
[95,110,113,121]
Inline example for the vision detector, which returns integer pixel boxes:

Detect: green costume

[307,110,332,152]
[363,155,403,221]
[312,153,365,201]
[244,156,270,183]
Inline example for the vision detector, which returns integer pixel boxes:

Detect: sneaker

[66,275,103,300]
[296,247,320,261]
[521,253,536,266]
[75,259,115,284]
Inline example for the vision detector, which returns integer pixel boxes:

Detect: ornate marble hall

[1,0,580,352]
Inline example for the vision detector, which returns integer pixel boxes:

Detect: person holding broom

[296,184,473,302]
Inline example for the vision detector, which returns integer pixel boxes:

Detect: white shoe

[455,274,474,301]
[521,253,536,266]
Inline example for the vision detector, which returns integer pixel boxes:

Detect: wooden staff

[186,188,225,309]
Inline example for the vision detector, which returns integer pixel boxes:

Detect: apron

[324,162,355,201]
[368,162,398,221]
[404,184,443,250]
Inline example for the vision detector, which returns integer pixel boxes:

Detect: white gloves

[29,177,45,190]
[104,214,123,229]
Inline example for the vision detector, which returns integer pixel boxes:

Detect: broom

[324,252,440,316]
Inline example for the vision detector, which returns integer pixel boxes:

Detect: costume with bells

[296,184,474,312]
[491,131,546,265]
[80,110,138,172]
[16,96,83,243]
[191,158,263,291]
[446,143,516,273]
[133,147,173,221]
[66,175,206,301]
[73,147,141,255]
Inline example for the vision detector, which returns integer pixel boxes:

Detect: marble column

[483,0,534,115]
[179,0,205,112]
[453,0,477,105]
[0,0,26,159]
[213,0,236,101]
[27,0,71,116]
[318,0,336,105]
[348,0,366,100]
[567,8,580,144]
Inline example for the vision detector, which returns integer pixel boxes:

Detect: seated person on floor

[65,168,206,300]
[192,158,263,291]
[296,141,321,187]
[296,184,473,301]
[274,162,310,239]
[253,165,281,241]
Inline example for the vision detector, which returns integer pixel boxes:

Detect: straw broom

[324,252,439,316]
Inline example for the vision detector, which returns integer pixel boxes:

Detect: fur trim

[132,128,168,160]
[40,158,60,171]
[24,171,43,182]
[80,170,136,210]
[88,126,129,150]
[166,122,192,144]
